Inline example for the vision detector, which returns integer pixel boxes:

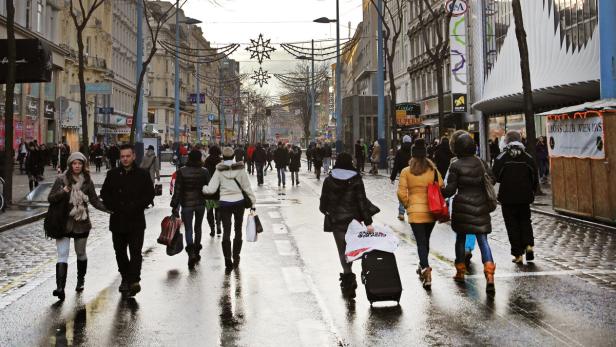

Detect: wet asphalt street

[1,165,615,346]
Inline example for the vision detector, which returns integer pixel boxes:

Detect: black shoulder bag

[233,178,253,209]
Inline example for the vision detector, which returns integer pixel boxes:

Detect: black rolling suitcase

[361,250,402,305]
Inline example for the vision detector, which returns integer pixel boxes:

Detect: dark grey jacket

[48,174,108,238]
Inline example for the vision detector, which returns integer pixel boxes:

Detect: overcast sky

[182,0,364,99]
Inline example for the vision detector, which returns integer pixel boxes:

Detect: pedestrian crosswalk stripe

[268,211,282,219]
[274,240,294,256]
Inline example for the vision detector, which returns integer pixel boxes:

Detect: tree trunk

[435,60,445,137]
[512,0,542,194]
[3,0,16,205]
[77,28,89,155]
[388,55,398,151]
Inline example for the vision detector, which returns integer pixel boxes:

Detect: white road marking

[281,267,309,293]
[272,223,288,234]
[465,269,616,279]
[268,211,282,219]
[274,240,294,256]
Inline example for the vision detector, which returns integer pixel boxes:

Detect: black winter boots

[222,240,233,270]
[186,244,198,269]
[53,263,68,301]
[339,273,358,299]
[76,259,87,292]
[232,240,243,268]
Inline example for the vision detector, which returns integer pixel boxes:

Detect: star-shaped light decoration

[251,67,271,88]
[245,34,276,65]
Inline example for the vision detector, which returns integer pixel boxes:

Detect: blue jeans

[277,167,286,186]
[455,233,493,264]
[182,206,206,246]
[323,157,331,172]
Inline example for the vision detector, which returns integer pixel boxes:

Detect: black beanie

[411,138,427,158]
[188,150,202,163]
[333,152,357,171]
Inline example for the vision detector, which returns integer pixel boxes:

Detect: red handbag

[158,215,182,246]
[427,170,449,222]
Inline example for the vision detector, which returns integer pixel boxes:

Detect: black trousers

[220,204,245,242]
[502,204,534,256]
[112,229,145,283]
[256,162,264,185]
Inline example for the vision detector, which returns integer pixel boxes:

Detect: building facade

[0,0,68,150]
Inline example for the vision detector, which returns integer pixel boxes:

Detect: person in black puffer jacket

[493,130,538,264]
[252,143,267,186]
[390,135,413,221]
[274,142,289,188]
[171,150,211,268]
[433,137,454,178]
[442,131,497,293]
[288,145,302,186]
[319,152,380,299]
[204,145,222,237]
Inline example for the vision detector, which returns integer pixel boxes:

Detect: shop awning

[421,118,439,127]
[537,98,616,116]
[473,80,600,115]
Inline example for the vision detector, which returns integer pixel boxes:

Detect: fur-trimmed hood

[216,161,246,179]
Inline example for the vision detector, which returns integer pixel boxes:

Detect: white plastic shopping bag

[344,220,399,262]
[246,212,258,242]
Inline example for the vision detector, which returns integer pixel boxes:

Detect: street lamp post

[174,0,180,145]
[376,0,386,169]
[195,63,201,143]
[314,6,341,151]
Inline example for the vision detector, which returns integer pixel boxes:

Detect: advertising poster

[546,113,605,159]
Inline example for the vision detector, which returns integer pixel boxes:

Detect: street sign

[70,83,112,95]
[97,107,114,114]
[188,93,206,104]
[208,114,216,121]
[0,39,52,83]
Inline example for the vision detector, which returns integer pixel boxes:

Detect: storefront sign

[546,112,605,159]
[452,93,467,113]
[44,101,55,119]
[448,1,468,112]
[395,103,421,126]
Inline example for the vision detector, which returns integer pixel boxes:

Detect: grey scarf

[69,174,89,221]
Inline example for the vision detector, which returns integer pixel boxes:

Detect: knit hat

[333,152,357,171]
[188,149,202,163]
[222,146,235,159]
[403,135,412,143]
[67,152,87,166]
[411,138,427,158]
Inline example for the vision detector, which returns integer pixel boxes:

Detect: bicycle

[0,176,5,212]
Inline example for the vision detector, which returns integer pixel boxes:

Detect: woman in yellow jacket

[397,138,444,290]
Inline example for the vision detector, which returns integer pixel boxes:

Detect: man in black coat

[493,130,538,264]
[253,143,267,186]
[107,144,120,169]
[101,144,155,297]
[354,140,365,172]
[273,141,289,188]
[390,135,413,221]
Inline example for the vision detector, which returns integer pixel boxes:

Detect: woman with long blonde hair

[397,138,443,290]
